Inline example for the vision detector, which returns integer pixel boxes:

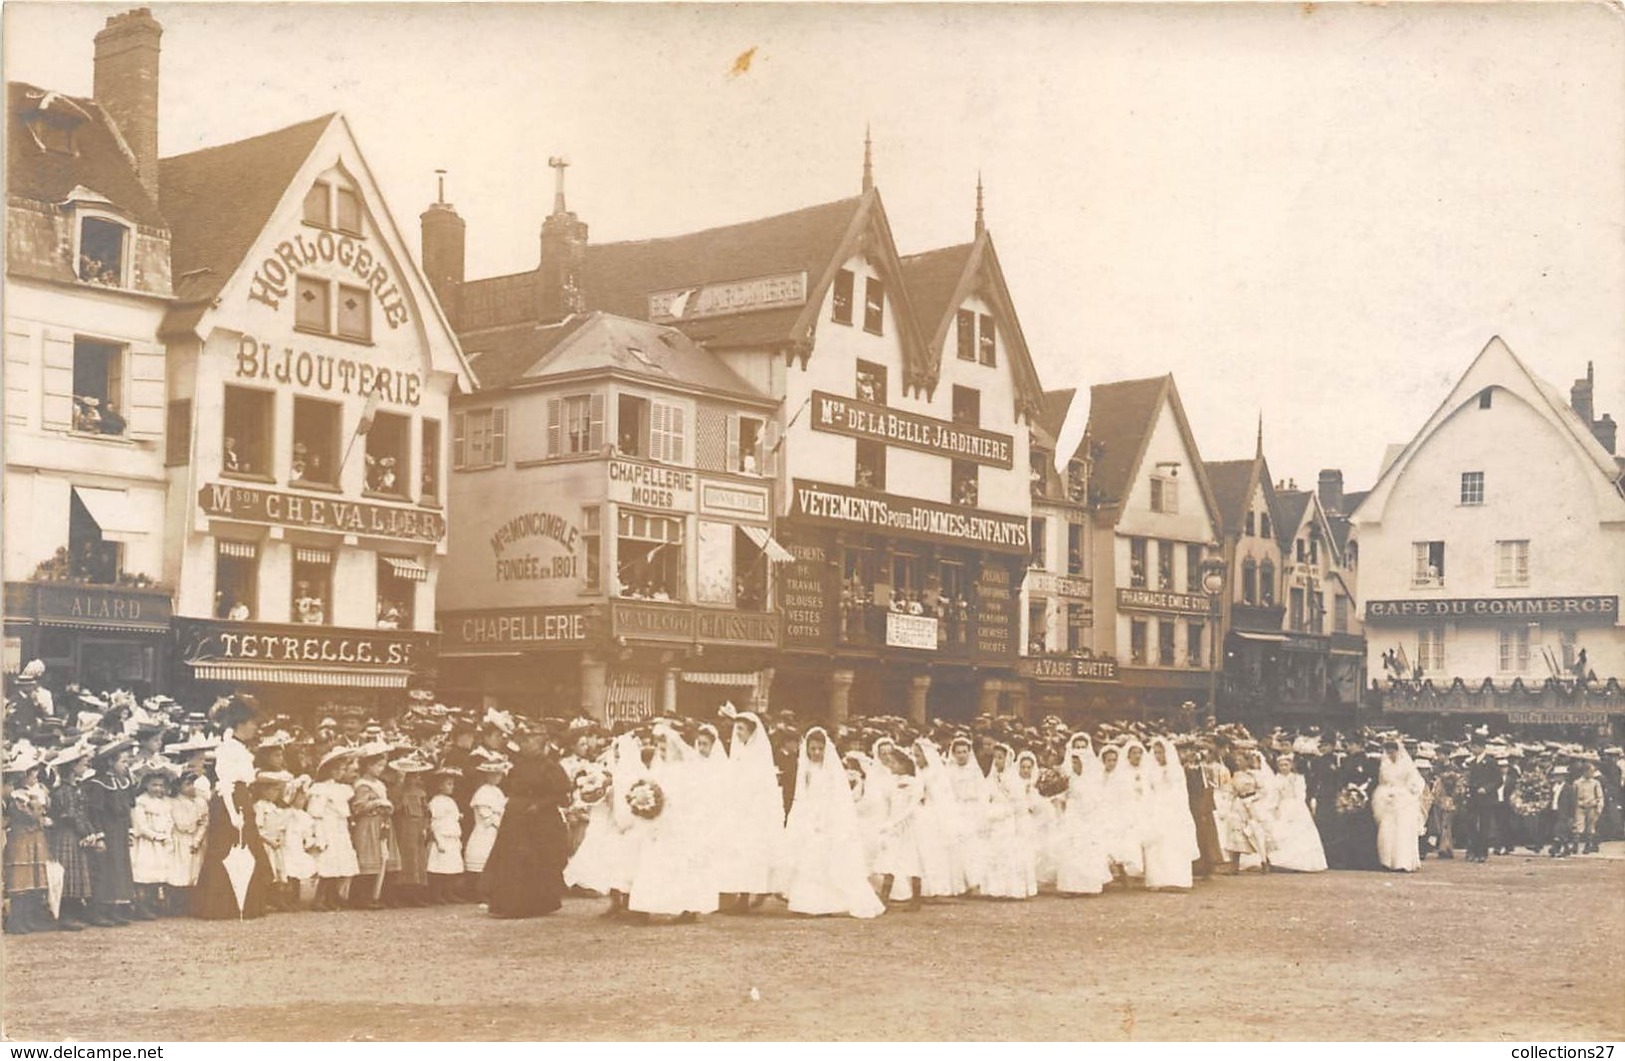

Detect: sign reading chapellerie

[1117,588,1211,615]
[790,480,1029,554]
[198,483,445,543]
[1366,596,1619,623]
[779,533,832,649]
[648,272,807,323]
[810,391,1014,469]
[608,460,696,511]
[176,618,433,668]
[439,606,591,651]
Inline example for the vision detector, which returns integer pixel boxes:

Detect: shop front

[1020,654,1120,726]
[602,599,778,724]
[437,604,595,713]
[3,582,173,697]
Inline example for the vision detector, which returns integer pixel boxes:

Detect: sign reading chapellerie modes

[790,480,1029,554]
[1366,596,1619,623]
[810,391,1014,469]
[175,618,434,669]
[779,531,832,650]
[198,483,445,543]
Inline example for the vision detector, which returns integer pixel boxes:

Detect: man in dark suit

[1462,736,1502,862]
[1545,765,1579,857]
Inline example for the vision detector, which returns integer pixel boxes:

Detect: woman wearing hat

[193,697,275,919]
[307,748,362,912]
[46,743,98,927]
[387,756,433,907]
[4,746,65,933]
[482,729,572,919]
[83,737,141,925]
[348,744,395,910]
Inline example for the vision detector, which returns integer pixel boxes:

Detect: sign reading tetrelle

[810,392,1014,469]
[176,618,433,669]
[1365,596,1619,623]
[790,480,1029,554]
[199,484,446,543]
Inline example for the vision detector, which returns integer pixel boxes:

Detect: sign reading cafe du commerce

[199,484,446,543]
[810,392,1014,469]
[1365,596,1620,623]
[790,480,1029,554]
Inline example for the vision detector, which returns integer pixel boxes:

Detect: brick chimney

[1317,469,1344,516]
[94,8,162,203]
[1594,414,1617,455]
[1571,361,1595,425]
[420,170,465,329]
[537,156,588,322]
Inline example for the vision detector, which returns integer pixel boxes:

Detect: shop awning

[382,556,429,582]
[217,540,258,560]
[188,662,410,688]
[294,547,335,565]
[740,525,794,564]
[681,671,760,687]
[39,617,168,634]
[74,486,147,543]
[1233,631,1288,642]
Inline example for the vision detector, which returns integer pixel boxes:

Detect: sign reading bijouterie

[237,336,422,407]
[1366,596,1620,622]
[439,607,591,651]
[810,391,1014,469]
[175,618,433,669]
[198,483,446,543]
[1019,656,1119,682]
[790,480,1029,554]
[1117,588,1211,615]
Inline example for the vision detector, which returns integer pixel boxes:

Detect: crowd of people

[4,659,1623,933]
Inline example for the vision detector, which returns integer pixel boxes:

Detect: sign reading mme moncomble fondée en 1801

[198,483,446,543]
[809,391,1015,469]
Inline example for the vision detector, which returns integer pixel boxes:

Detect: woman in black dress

[83,738,141,925]
[481,730,571,919]
[193,696,274,919]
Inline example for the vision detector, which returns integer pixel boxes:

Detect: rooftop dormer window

[77,214,129,288]
[303,178,364,236]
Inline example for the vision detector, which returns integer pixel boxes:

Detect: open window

[582,506,601,592]
[1067,524,1085,576]
[617,394,647,457]
[1028,597,1048,654]
[730,414,766,475]
[615,511,683,600]
[292,547,334,625]
[952,385,980,426]
[855,360,887,405]
[863,277,885,334]
[214,540,258,620]
[365,412,410,497]
[222,386,273,479]
[951,460,978,507]
[1156,540,1175,591]
[1030,517,1047,569]
[292,397,341,488]
[957,309,976,361]
[421,419,441,503]
[77,216,127,287]
[68,490,119,584]
[1130,537,1148,588]
[549,393,604,457]
[376,555,423,630]
[855,439,886,490]
[1130,619,1147,665]
[831,268,855,326]
[72,337,126,435]
[1411,540,1445,587]
[977,313,996,366]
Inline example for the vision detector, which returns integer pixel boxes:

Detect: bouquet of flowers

[574,764,611,807]
[1510,774,1551,819]
[1035,766,1069,799]
[1335,783,1369,815]
[626,778,665,821]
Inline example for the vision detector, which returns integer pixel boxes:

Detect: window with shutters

[421,419,441,504]
[303,179,364,236]
[831,269,855,326]
[166,400,191,466]
[76,215,128,288]
[1417,626,1446,673]
[295,276,330,333]
[978,313,996,366]
[214,541,258,620]
[550,393,604,458]
[1150,474,1179,514]
[364,412,410,497]
[617,394,648,457]
[863,276,885,334]
[615,511,684,600]
[302,182,331,227]
[648,400,688,465]
[956,310,976,361]
[1412,541,1446,587]
[730,414,766,474]
[71,337,126,435]
[336,284,371,342]
[221,386,273,479]
[292,397,341,488]
[582,506,601,592]
[335,187,363,236]
[453,407,507,470]
[292,548,334,625]
[1495,539,1529,587]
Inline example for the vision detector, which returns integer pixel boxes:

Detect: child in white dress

[253,774,291,911]
[130,772,176,918]
[166,773,209,914]
[280,778,320,910]
[463,762,508,878]
[426,768,464,903]
[307,751,360,912]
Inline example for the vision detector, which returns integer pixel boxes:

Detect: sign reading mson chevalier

[810,392,1014,469]
[198,484,446,542]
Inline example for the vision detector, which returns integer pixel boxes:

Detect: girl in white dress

[873,748,925,910]
[1141,737,1199,891]
[280,778,320,908]
[628,724,719,922]
[910,739,963,899]
[130,772,176,916]
[1098,744,1147,881]
[944,736,991,895]
[166,773,209,909]
[714,709,784,914]
[1225,751,1272,872]
[569,736,638,914]
[688,724,731,886]
[1265,754,1327,872]
[846,752,889,879]
[307,750,360,911]
[780,728,885,919]
[1372,742,1424,872]
[1055,734,1112,896]
[1016,750,1057,891]
[980,745,1035,899]
[463,761,508,875]
[426,768,465,900]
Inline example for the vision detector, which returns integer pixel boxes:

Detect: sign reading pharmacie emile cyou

[198,483,445,543]
[1365,595,1620,623]
[809,391,1014,469]
[789,480,1029,554]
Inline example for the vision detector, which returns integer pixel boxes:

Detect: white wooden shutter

[761,419,780,476]
[41,329,74,430]
[126,341,166,440]
[588,393,605,453]
[491,407,509,465]
[546,397,561,457]
[726,414,740,473]
[5,326,33,426]
[452,411,467,469]
[669,404,687,464]
[648,402,668,462]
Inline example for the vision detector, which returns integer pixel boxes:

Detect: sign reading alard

[810,391,1014,469]
[790,480,1029,554]
[199,484,446,542]
[1366,596,1619,623]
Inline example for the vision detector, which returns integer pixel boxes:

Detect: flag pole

[340,387,384,479]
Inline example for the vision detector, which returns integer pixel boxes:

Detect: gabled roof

[1204,459,1256,537]
[158,113,334,331]
[1084,373,1219,530]
[7,81,165,230]
[1039,388,1076,445]
[464,311,770,405]
[1274,490,1313,551]
[898,243,974,340]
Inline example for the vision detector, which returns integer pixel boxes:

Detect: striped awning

[218,540,258,560]
[739,525,794,564]
[382,556,429,582]
[295,547,335,565]
[681,670,760,687]
[39,618,168,635]
[188,662,409,688]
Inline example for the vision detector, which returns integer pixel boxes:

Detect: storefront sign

[1366,596,1620,623]
[1019,656,1120,682]
[198,483,446,543]
[175,618,433,669]
[790,480,1029,555]
[611,602,695,642]
[245,228,410,328]
[810,391,1014,469]
[779,534,832,649]
[439,606,591,651]
[648,272,807,323]
[696,610,779,647]
[606,671,657,722]
[236,336,421,407]
[1118,588,1211,615]
[700,481,769,519]
[1027,572,1092,600]
[30,584,173,630]
[1505,711,1608,725]
[975,564,1018,657]
[886,612,939,651]
[609,460,696,511]
[1282,635,1328,653]
[488,509,579,583]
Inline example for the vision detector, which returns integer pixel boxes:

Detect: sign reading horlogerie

[1365,596,1619,622]
[810,391,1014,469]
[790,480,1029,554]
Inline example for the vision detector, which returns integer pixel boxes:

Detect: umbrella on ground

[45,859,64,920]
[222,844,255,919]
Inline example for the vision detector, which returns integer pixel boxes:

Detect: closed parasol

[222,844,256,918]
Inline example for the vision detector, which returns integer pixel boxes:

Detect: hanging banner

[606,670,657,722]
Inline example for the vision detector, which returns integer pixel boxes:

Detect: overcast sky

[9,2,1623,490]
